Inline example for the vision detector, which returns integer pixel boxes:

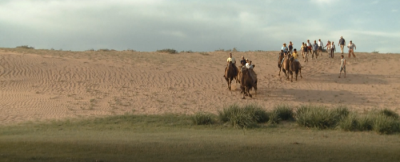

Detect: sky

[0,0,399,53]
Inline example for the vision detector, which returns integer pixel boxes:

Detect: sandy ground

[1,48,400,125]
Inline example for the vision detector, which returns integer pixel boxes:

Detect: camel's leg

[299,69,303,78]
[295,71,298,81]
[228,78,231,90]
[248,88,252,98]
[242,93,245,99]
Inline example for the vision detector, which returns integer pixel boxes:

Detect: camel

[224,61,238,90]
[240,66,256,99]
[288,57,303,82]
[281,54,291,80]
[277,53,284,76]
[237,65,257,95]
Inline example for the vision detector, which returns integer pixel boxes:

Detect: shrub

[339,113,373,131]
[218,104,268,128]
[272,105,294,121]
[268,111,280,124]
[16,45,34,49]
[296,105,345,129]
[372,114,400,134]
[379,109,399,119]
[191,112,214,125]
[157,49,177,54]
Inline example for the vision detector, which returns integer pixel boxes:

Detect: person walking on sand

[330,42,336,58]
[306,40,312,55]
[339,55,346,78]
[325,40,331,53]
[338,36,346,54]
[347,40,357,58]
[318,39,323,56]
[301,42,306,59]
[312,40,319,59]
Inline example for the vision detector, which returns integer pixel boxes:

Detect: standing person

[338,36,346,54]
[347,40,357,58]
[301,42,306,59]
[330,42,336,58]
[325,40,331,53]
[306,40,312,55]
[339,55,346,78]
[288,41,294,54]
[318,39,323,56]
[312,40,319,59]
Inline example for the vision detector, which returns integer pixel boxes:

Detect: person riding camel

[288,41,294,54]
[281,43,289,65]
[224,53,237,77]
[240,56,246,67]
[292,49,299,70]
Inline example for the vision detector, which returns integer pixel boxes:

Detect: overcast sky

[1,0,399,53]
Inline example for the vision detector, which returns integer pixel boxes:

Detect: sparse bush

[379,109,399,119]
[215,49,225,52]
[373,114,400,134]
[192,112,214,125]
[272,105,294,121]
[16,45,34,49]
[372,50,379,53]
[97,49,110,52]
[296,105,346,129]
[199,52,209,56]
[232,48,238,52]
[157,49,177,54]
[218,104,268,128]
[268,111,280,124]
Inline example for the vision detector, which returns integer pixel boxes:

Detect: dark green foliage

[296,105,347,129]
[218,104,268,128]
[16,45,34,49]
[372,115,400,134]
[272,105,294,121]
[191,112,214,125]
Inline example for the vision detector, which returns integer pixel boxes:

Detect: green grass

[192,112,215,125]
[218,104,268,128]
[296,105,349,129]
[1,113,400,162]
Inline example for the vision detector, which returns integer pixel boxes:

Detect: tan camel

[288,57,303,82]
[224,61,238,90]
[240,66,256,99]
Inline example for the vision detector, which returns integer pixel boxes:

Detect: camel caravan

[224,53,258,99]
[224,46,302,99]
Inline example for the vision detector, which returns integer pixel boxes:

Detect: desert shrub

[268,111,280,124]
[372,114,400,134]
[332,106,350,119]
[371,50,379,53]
[296,105,346,129]
[218,104,268,128]
[157,49,177,54]
[379,109,399,119]
[191,112,214,125]
[272,105,294,121]
[97,49,110,52]
[339,113,373,131]
[16,45,34,49]
[199,52,209,56]
[232,48,238,52]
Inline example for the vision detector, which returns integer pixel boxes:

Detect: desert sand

[1,48,399,125]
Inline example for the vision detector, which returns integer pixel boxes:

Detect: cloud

[0,0,398,53]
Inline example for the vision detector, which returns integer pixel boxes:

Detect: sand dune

[1,48,400,125]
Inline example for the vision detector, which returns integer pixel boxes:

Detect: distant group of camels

[224,52,302,99]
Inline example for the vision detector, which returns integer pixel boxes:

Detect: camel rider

[292,49,300,70]
[246,60,254,69]
[225,53,237,77]
[240,56,246,66]
[227,53,236,64]
[281,43,288,65]
[292,49,299,62]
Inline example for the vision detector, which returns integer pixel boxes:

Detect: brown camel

[288,57,303,82]
[240,66,256,99]
[237,65,257,95]
[224,61,238,90]
[278,53,284,76]
[281,54,291,80]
